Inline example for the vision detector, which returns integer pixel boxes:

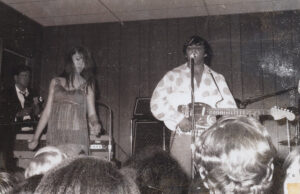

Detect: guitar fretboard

[207,108,270,116]
[181,103,295,121]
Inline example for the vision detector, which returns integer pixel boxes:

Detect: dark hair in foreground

[13,174,43,194]
[182,35,213,65]
[61,46,95,89]
[0,171,17,194]
[35,156,139,194]
[121,146,189,194]
[195,116,276,194]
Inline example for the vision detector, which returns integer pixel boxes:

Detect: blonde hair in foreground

[195,116,276,194]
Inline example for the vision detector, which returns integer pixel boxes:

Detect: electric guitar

[178,102,295,129]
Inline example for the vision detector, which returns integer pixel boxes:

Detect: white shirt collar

[185,62,210,74]
[15,85,29,96]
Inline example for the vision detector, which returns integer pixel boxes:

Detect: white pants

[170,131,192,178]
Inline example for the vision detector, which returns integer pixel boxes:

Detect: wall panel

[0,2,42,92]
[118,22,140,160]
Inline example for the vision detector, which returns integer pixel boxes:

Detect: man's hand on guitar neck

[178,117,192,132]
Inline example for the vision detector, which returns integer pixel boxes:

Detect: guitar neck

[207,108,271,116]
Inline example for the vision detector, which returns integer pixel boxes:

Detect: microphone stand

[190,57,196,179]
[239,87,297,108]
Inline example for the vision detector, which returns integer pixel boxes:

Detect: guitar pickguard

[179,102,217,130]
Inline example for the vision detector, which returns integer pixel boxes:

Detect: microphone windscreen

[190,53,195,59]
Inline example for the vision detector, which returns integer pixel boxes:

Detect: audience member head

[122,146,189,194]
[13,174,43,194]
[182,35,212,65]
[35,156,140,194]
[62,46,95,88]
[24,146,67,178]
[56,143,88,157]
[11,167,25,184]
[0,171,17,194]
[13,64,31,90]
[283,147,300,194]
[195,116,276,194]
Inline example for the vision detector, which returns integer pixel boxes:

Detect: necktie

[19,90,30,108]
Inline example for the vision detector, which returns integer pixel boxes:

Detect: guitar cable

[209,70,224,107]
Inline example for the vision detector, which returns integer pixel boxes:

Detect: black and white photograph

[1,0,300,193]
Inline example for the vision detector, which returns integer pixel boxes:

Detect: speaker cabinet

[131,120,170,155]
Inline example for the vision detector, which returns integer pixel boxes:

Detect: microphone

[189,54,195,69]
[189,53,195,68]
[190,53,196,59]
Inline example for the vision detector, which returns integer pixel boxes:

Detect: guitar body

[189,102,217,129]
[178,102,217,131]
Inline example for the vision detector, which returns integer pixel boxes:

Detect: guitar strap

[169,130,176,150]
[209,70,224,107]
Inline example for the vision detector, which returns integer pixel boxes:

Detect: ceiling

[1,0,300,26]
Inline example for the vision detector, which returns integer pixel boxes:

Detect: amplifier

[131,120,170,154]
[133,97,155,120]
[89,134,112,161]
[14,134,112,168]
[14,133,46,169]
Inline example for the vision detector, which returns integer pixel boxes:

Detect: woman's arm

[86,85,101,135]
[28,78,56,150]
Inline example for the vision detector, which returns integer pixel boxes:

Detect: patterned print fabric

[46,80,89,153]
[150,63,237,132]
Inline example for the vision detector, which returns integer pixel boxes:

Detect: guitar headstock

[270,106,296,121]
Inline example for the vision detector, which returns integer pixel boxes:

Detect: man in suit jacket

[5,65,40,125]
[0,64,40,171]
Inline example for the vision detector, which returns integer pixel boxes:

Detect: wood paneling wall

[41,10,300,161]
[0,1,42,90]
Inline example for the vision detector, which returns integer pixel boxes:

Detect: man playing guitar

[150,35,237,178]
